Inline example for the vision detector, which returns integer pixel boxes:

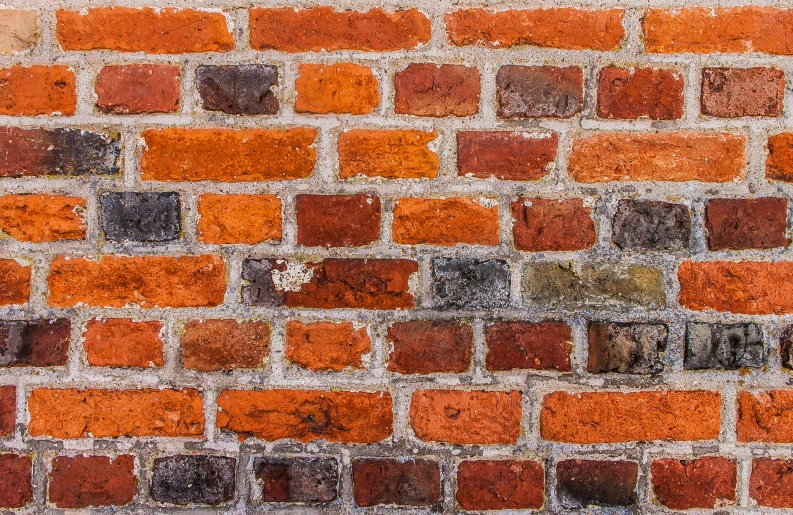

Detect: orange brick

[285,321,372,371]
[295,63,380,115]
[0,65,75,116]
[141,128,317,182]
[197,194,281,244]
[392,197,499,246]
[738,391,793,442]
[338,129,438,179]
[766,133,793,181]
[512,198,596,251]
[83,319,163,368]
[182,319,270,372]
[0,194,85,242]
[0,259,29,306]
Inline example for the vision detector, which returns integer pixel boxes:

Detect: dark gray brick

[151,455,236,506]
[587,322,667,374]
[685,322,765,370]
[100,192,181,242]
[612,200,691,251]
[0,319,70,367]
[431,258,510,309]
[253,457,338,503]
[197,65,279,115]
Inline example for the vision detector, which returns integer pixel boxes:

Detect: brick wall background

[1,0,793,512]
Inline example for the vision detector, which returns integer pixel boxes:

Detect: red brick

[597,67,684,120]
[82,319,163,368]
[0,65,75,116]
[387,320,473,374]
[296,194,380,247]
[702,68,785,117]
[705,197,788,250]
[750,458,793,507]
[285,321,371,371]
[768,133,793,181]
[182,319,270,372]
[0,194,85,242]
[295,63,379,115]
[353,458,440,507]
[394,63,480,117]
[738,390,793,442]
[49,455,136,508]
[0,259,30,306]
[198,194,282,244]
[393,197,499,246]
[457,131,557,180]
[338,129,438,179]
[0,454,31,508]
[96,64,180,114]
[457,460,544,510]
[0,319,70,367]
[485,321,572,372]
[0,386,14,437]
[512,198,596,251]
[651,457,736,510]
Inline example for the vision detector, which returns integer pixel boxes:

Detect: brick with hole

[457,131,557,180]
[497,65,583,118]
[296,194,380,247]
[253,457,338,504]
[737,390,793,442]
[705,197,788,250]
[0,259,30,306]
[556,460,638,509]
[353,458,441,507]
[0,11,38,53]
[750,458,793,508]
[432,258,510,309]
[395,63,480,117]
[393,197,499,246]
[182,319,270,372]
[82,319,163,368]
[702,68,785,117]
[338,129,438,179]
[612,200,691,251]
[387,320,473,374]
[512,198,596,251]
[0,319,70,367]
[0,386,14,437]
[285,321,371,372]
[485,321,572,372]
[597,67,684,120]
[96,64,181,114]
[198,194,282,244]
[0,65,75,115]
[0,194,85,242]
[587,322,668,374]
[0,454,31,508]
[295,63,379,115]
[48,455,137,509]
[151,455,235,506]
[651,456,736,510]
[197,65,278,115]
[456,460,544,510]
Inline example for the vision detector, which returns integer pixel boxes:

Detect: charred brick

[587,322,667,374]
[151,455,236,506]
[496,65,583,119]
[612,200,691,251]
[100,192,181,242]
[556,459,638,509]
[196,65,279,115]
[431,258,509,309]
[253,457,338,503]
[685,322,765,370]
[0,319,70,367]
[352,458,441,507]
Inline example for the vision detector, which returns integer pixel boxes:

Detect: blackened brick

[685,322,765,370]
[496,65,583,119]
[352,458,441,507]
[587,322,667,374]
[0,454,31,508]
[151,455,236,506]
[100,192,181,242]
[253,457,338,503]
[556,460,638,509]
[612,200,691,251]
[432,258,510,309]
[196,65,279,115]
[705,197,788,250]
[0,319,70,367]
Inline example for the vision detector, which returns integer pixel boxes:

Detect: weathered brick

[685,322,765,370]
[541,391,721,443]
[0,454,31,508]
[737,390,793,442]
[512,198,596,251]
[432,258,510,309]
[249,7,431,52]
[569,132,746,182]
[702,68,784,117]
[353,458,441,507]
[182,319,270,372]
[198,194,281,244]
[387,320,473,374]
[0,386,14,437]
[393,197,499,246]
[242,258,417,310]
[96,64,180,114]
[48,255,226,308]
[456,460,544,510]
[57,8,233,53]
[253,457,338,503]
[496,65,583,118]
[768,133,793,181]
[216,389,392,443]
[394,63,480,117]
[446,8,624,50]
[151,455,235,506]
[651,457,736,510]
[338,129,438,179]
[457,131,557,180]
[587,322,668,374]
[557,460,638,509]
[597,67,684,120]
[82,319,163,368]
[28,388,204,438]
[197,65,278,115]
[0,259,29,306]
[285,321,371,372]
[485,321,572,372]
[0,319,70,367]
[0,65,75,115]
[296,194,380,247]
[0,11,38,53]
[0,194,85,242]
[612,200,691,251]
[100,192,181,242]
[750,458,793,508]
[140,128,316,182]
[410,390,521,444]
[49,455,136,509]
[782,327,793,370]
[705,197,788,250]
[295,63,379,115]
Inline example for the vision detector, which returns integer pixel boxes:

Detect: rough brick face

[182,319,270,372]
[0,11,38,53]
[702,68,785,117]
[0,454,31,508]
[512,198,596,251]
[767,133,793,181]
[705,197,788,250]
[587,322,668,374]
[0,319,70,367]
[353,458,441,507]
[198,194,282,244]
[392,197,499,246]
[394,63,480,117]
[750,458,793,507]
[456,460,544,510]
[285,321,371,371]
[197,65,278,115]
[485,321,572,372]
[496,65,583,118]
[82,319,163,368]
[457,131,557,180]
[387,320,473,374]
[651,457,736,510]
[296,194,380,247]
[0,386,14,437]
[295,63,379,115]
[49,455,137,508]
[96,64,181,114]
[737,390,793,442]
[612,200,691,251]
[432,258,510,309]
[598,67,684,120]
[0,65,75,115]
[685,322,765,370]
[338,129,439,179]
[0,259,30,306]
[556,460,638,508]
[253,457,338,503]
[100,192,181,243]
[151,455,235,506]
[0,194,85,242]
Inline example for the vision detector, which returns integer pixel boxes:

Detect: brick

[56,8,233,53]
[82,319,163,368]
[253,457,338,503]
[198,194,281,244]
[387,320,473,374]
[182,319,270,372]
[737,390,793,442]
[523,262,665,310]
[49,455,136,508]
[497,65,583,119]
[0,319,70,367]
[141,128,316,182]
[197,65,278,115]
[569,132,746,183]
[338,129,438,179]
[394,63,480,117]
[295,63,379,115]
[587,322,668,374]
[0,65,75,115]
[678,261,793,314]
[0,386,14,437]
[393,197,499,246]
[28,388,204,438]
[702,68,784,117]
[353,458,440,507]
[409,390,521,444]
[651,457,736,510]
[643,7,793,55]
[151,455,235,506]
[96,64,180,114]
[0,259,29,306]
[0,11,38,53]
[216,389,392,443]
[99,192,181,243]
[612,200,691,251]
[446,8,624,50]
[685,322,764,370]
[432,258,510,309]
[296,194,380,247]
[767,133,793,181]
[557,460,638,509]
[456,460,544,510]
[750,458,793,507]
[597,67,684,120]
[457,131,557,180]
[285,321,371,372]
[782,327,793,370]
[249,7,430,52]
[242,258,417,310]
[511,198,596,251]
[485,321,572,372]
[541,391,721,443]
[0,127,121,178]
[705,197,788,250]
[48,255,226,308]
[0,454,31,508]
[0,194,85,242]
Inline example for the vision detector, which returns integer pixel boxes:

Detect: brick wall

[0,1,792,512]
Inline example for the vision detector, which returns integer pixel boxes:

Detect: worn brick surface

[0,454,31,508]
[651,457,737,509]
[0,11,38,53]
[587,322,668,374]
[338,129,438,179]
[705,197,788,250]
[295,63,379,115]
[456,460,544,510]
[0,194,86,242]
[456,131,557,180]
[702,67,785,117]
[253,457,338,503]
[96,64,181,114]
[100,192,181,242]
[296,194,380,247]
[512,198,596,251]
[737,390,793,442]
[0,259,30,306]
[151,455,235,505]
[556,460,638,508]
[0,65,75,115]
[597,67,684,120]
[432,258,509,309]
[496,65,583,118]
[48,455,137,508]
[352,458,441,507]
[750,458,793,507]
[387,320,473,374]
[0,319,70,367]
[485,321,572,371]
[0,386,14,437]
[612,200,691,251]
[82,319,163,368]
[394,63,480,117]
[685,322,765,370]
[393,197,498,246]
[197,65,279,115]
[285,321,371,371]
[181,319,270,372]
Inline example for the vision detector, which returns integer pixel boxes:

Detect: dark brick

[456,460,544,510]
[485,321,572,372]
[296,194,381,247]
[100,192,181,243]
[587,322,667,374]
[651,457,736,510]
[705,197,788,250]
[456,131,558,180]
[612,200,691,251]
[432,258,510,309]
[49,455,137,508]
[151,455,236,506]
[0,454,31,508]
[780,326,793,370]
[0,319,70,367]
[253,457,338,503]
[702,68,785,118]
[196,65,279,115]
[496,65,583,119]
[750,458,793,508]
[685,322,765,370]
[556,460,638,509]
[394,63,480,117]
[0,386,13,437]
[597,67,684,120]
[352,458,441,507]
[0,127,121,178]
[387,320,473,374]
